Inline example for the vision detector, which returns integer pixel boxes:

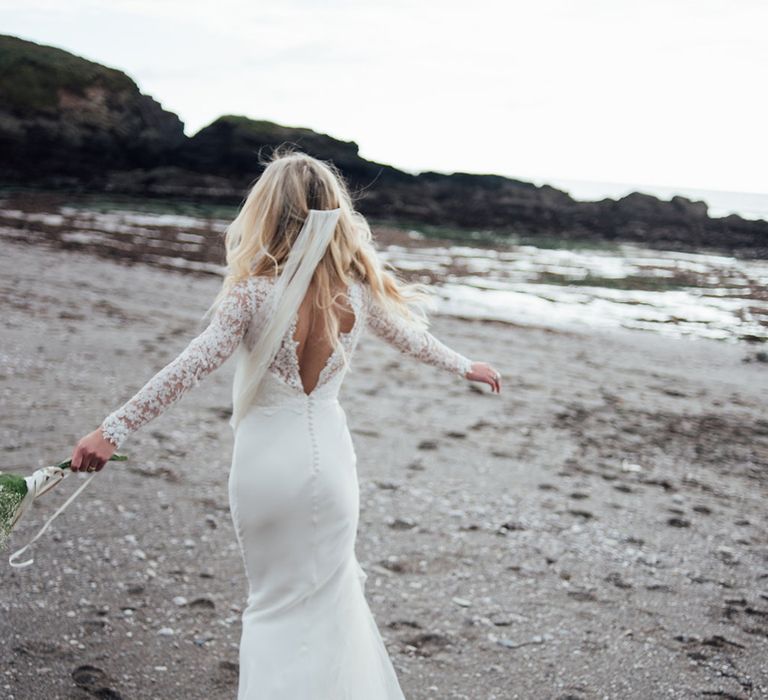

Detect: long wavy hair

[201,147,433,361]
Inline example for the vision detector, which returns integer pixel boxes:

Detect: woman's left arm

[70,279,256,471]
[363,284,501,394]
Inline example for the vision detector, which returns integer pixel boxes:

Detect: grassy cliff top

[0,34,138,113]
[199,115,360,151]
[212,115,328,137]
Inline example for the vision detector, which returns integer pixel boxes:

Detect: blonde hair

[203,147,432,362]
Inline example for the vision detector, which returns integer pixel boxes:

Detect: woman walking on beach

[70,149,501,698]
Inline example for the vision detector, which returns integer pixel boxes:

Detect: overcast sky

[2,0,766,195]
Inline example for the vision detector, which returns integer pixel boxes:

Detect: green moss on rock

[0,34,137,114]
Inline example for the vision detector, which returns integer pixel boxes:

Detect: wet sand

[1,239,766,699]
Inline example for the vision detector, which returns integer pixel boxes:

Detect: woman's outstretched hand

[71,428,117,472]
[465,361,502,393]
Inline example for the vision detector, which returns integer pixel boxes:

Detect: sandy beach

[1,238,766,699]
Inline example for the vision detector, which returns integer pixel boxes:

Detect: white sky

[2,0,767,194]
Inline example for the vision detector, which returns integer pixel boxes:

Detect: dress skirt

[228,394,406,699]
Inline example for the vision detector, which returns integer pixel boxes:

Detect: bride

[70,149,501,699]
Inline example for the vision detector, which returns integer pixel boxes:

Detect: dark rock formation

[179,115,411,186]
[0,34,766,257]
[0,34,185,184]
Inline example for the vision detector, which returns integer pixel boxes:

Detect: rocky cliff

[0,34,185,184]
[1,34,766,257]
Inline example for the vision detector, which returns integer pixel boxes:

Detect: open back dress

[100,275,473,699]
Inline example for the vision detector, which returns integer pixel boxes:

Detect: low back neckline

[252,275,363,398]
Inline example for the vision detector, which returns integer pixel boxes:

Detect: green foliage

[0,473,28,549]
[0,472,28,498]
[213,115,335,141]
[0,454,128,551]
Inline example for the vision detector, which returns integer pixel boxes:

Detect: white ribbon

[9,468,98,569]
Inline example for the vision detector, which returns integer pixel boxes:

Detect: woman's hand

[71,428,117,472]
[465,361,502,393]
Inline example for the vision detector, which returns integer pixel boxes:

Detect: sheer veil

[229,207,341,431]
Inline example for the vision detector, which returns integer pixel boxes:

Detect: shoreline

[2,192,767,348]
[2,186,768,262]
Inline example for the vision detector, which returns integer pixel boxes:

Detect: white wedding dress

[100,275,473,699]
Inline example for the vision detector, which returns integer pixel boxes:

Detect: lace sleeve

[363,284,473,378]
[99,278,257,449]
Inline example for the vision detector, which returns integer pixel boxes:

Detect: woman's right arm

[97,278,257,451]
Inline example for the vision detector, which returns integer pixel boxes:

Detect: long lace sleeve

[363,284,473,378]
[99,278,257,449]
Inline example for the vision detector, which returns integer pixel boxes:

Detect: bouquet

[1,454,127,568]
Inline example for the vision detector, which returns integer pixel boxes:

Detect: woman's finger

[80,451,97,472]
[71,447,82,471]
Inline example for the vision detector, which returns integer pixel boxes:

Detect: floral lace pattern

[264,280,365,395]
[100,276,473,449]
[363,284,474,379]
[100,278,258,449]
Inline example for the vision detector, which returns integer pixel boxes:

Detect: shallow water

[1,197,766,344]
[381,237,768,343]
